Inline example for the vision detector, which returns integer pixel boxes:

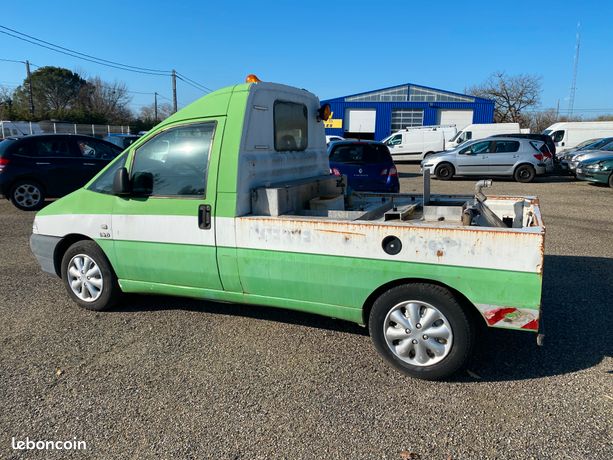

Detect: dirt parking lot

[0,165,611,459]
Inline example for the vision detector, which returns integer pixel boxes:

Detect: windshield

[542,129,552,136]
[449,130,462,142]
[580,138,613,151]
[330,143,392,164]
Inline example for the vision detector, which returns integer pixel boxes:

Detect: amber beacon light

[245,74,262,83]
[318,103,331,121]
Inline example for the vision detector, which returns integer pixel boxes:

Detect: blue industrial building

[321,83,494,141]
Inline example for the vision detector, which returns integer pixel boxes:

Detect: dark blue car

[328,140,399,193]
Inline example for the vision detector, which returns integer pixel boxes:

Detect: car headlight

[585,162,603,170]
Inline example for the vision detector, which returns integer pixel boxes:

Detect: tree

[78,77,132,124]
[0,86,15,119]
[139,102,173,123]
[12,66,87,120]
[526,109,559,134]
[468,72,542,125]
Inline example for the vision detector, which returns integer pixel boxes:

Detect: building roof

[323,83,493,104]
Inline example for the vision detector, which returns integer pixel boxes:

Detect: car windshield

[449,131,462,142]
[542,129,552,136]
[581,138,613,150]
[330,143,391,164]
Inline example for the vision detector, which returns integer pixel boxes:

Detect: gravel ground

[0,166,611,459]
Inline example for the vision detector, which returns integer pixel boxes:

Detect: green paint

[112,240,222,290]
[235,247,542,311]
[118,279,363,324]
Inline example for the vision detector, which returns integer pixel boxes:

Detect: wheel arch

[361,277,486,329]
[53,234,95,276]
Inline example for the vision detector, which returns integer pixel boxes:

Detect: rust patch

[315,229,366,237]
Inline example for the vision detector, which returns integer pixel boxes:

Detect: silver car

[421,137,550,183]
[566,143,613,173]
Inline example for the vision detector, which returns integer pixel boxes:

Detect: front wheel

[434,163,454,180]
[61,240,121,311]
[369,283,475,380]
[608,173,613,188]
[514,164,536,183]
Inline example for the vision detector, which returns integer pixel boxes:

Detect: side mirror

[112,167,131,196]
[132,172,154,196]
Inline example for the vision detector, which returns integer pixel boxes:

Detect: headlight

[585,162,603,170]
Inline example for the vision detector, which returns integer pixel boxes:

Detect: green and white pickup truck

[30,77,545,380]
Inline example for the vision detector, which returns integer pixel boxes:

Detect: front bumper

[30,234,61,276]
[576,169,608,184]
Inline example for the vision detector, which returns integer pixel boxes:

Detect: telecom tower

[568,22,581,117]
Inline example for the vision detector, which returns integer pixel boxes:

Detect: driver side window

[131,122,215,197]
[387,134,402,146]
[460,141,491,154]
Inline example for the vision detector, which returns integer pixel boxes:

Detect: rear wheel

[608,173,613,188]
[514,164,536,183]
[369,283,475,380]
[10,180,45,211]
[434,162,454,180]
[61,240,121,311]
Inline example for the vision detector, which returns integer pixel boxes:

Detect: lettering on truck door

[110,120,225,291]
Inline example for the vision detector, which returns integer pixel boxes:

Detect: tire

[434,162,454,180]
[368,283,475,380]
[514,164,536,183]
[61,240,121,311]
[608,173,613,188]
[9,180,45,211]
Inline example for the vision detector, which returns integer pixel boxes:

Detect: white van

[542,121,613,153]
[446,123,520,150]
[382,125,453,160]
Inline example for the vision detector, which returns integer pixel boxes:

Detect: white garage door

[438,110,473,130]
[346,109,376,133]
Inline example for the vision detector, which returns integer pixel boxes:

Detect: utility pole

[171,69,177,113]
[25,60,35,117]
[568,22,581,117]
[154,92,158,122]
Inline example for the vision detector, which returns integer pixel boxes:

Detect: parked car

[567,143,613,174]
[382,126,448,161]
[328,140,399,193]
[325,135,345,145]
[576,155,613,188]
[421,137,549,183]
[560,137,613,171]
[543,121,613,153]
[491,133,556,157]
[445,123,520,150]
[0,134,122,210]
[103,133,141,150]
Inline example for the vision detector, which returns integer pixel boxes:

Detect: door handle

[35,162,51,165]
[198,204,211,230]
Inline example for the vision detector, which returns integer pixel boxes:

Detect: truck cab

[30,78,545,380]
[382,125,450,160]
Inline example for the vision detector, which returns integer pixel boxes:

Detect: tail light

[533,153,544,161]
[381,167,398,176]
[540,146,552,159]
[330,167,341,176]
[0,158,9,172]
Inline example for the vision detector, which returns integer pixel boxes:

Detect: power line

[0,25,171,75]
[176,72,213,93]
[0,27,170,76]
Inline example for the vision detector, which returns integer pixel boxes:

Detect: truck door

[110,120,224,291]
